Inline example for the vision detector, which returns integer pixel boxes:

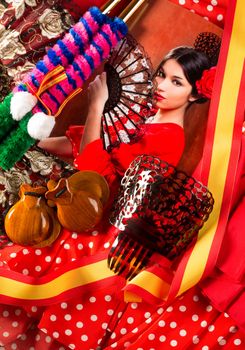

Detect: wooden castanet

[45,177,104,232]
[4,184,61,247]
[67,171,110,205]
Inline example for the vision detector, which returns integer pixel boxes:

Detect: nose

[155,76,168,91]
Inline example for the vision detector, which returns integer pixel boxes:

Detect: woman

[0,47,243,349]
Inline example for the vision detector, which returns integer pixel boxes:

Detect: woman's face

[153,59,195,111]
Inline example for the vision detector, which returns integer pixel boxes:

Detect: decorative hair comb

[108,155,214,280]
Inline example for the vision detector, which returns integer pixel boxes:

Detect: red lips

[154,92,165,101]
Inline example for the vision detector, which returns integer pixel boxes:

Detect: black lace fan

[102,34,154,151]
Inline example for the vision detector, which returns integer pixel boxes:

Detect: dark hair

[156,46,211,104]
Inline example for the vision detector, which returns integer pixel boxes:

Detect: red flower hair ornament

[196,66,217,99]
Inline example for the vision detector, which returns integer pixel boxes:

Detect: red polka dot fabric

[0,228,244,349]
[169,0,228,27]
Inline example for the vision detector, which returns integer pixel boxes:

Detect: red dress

[0,123,244,350]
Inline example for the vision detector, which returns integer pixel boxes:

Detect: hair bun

[194,32,221,66]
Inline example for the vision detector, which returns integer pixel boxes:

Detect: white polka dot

[132,327,138,333]
[218,337,226,346]
[111,343,118,349]
[234,339,242,345]
[148,334,155,340]
[61,303,67,309]
[159,335,166,342]
[201,320,208,327]
[102,322,108,329]
[193,295,199,302]
[179,0,186,5]
[23,249,29,255]
[104,242,110,248]
[207,5,213,11]
[35,249,42,255]
[179,305,186,312]
[3,310,9,317]
[10,253,17,258]
[53,332,59,338]
[170,322,177,328]
[144,312,151,318]
[170,340,178,347]
[64,243,70,250]
[65,314,72,321]
[76,322,83,328]
[229,326,237,333]
[121,328,127,335]
[107,309,114,316]
[124,341,131,348]
[22,269,29,275]
[3,332,9,337]
[105,295,112,302]
[157,307,164,315]
[72,233,78,239]
[12,321,19,328]
[89,296,96,303]
[127,317,134,324]
[158,320,165,327]
[68,344,75,349]
[20,334,27,340]
[206,305,213,312]
[65,329,72,336]
[118,312,123,318]
[92,230,98,236]
[211,0,217,5]
[208,325,215,332]
[56,257,61,264]
[29,347,35,350]
[111,332,116,339]
[166,306,173,312]
[45,256,51,262]
[50,315,57,321]
[202,346,209,350]
[41,328,47,333]
[204,16,209,21]
[91,315,98,321]
[81,335,88,341]
[131,303,138,309]
[35,334,41,341]
[15,309,21,316]
[11,344,17,350]
[192,314,199,321]
[224,313,229,318]
[217,14,223,21]
[78,243,83,250]
[88,242,94,248]
[193,335,200,344]
[76,304,83,310]
[180,329,187,336]
[145,317,152,324]
[193,0,199,3]
[45,336,52,343]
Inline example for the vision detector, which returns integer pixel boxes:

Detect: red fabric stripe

[203,62,245,278]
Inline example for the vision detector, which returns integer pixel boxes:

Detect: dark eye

[172,79,182,86]
[156,69,165,78]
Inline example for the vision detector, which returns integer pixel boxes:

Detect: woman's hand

[87,72,109,116]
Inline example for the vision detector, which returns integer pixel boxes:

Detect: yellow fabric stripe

[126,270,170,300]
[0,259,114,300]
[178,0,245,295]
